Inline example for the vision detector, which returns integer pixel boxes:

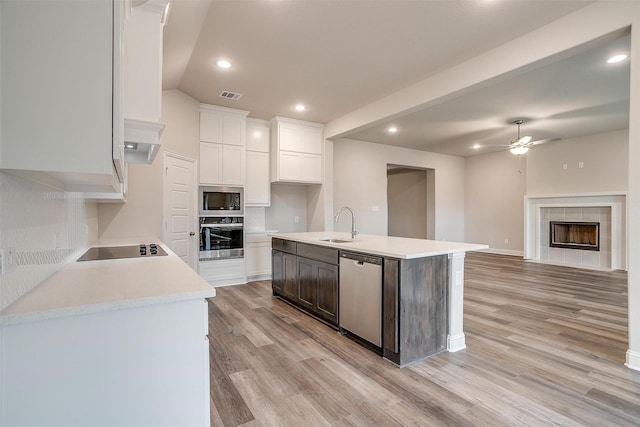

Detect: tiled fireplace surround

[524,193,626,271]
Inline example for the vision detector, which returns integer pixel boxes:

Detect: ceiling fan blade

[530,137,561,146]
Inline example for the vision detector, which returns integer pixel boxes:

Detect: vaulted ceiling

[162,0,630,157]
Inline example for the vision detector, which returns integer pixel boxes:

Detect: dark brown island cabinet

[271,237,448,367]
[272,238,339,326]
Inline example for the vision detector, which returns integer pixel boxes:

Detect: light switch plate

[0,247,17,275]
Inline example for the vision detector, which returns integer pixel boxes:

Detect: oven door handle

[200,224,243,230]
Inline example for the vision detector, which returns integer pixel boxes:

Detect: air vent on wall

[219,91,242,100]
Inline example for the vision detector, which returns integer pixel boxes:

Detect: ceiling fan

[505,119,559,155]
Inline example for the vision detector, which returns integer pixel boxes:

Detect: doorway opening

[387,165,435,239]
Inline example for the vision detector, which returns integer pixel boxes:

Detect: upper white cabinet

[270,117,324,184]
[122,0,169,164]
[199,104,249,186]
[245,119,271,206]
[0,0,126,192]
[200,105,248,146]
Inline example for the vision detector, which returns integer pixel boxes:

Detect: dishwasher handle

[340,251,382,266]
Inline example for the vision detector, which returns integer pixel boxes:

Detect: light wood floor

[207,252,640,426]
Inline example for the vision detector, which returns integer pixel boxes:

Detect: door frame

[163,151,199,271]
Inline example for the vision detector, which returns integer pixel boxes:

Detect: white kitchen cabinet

[200,142,245,186]
[1,299,210,427]
[270,117,324,184]
[245,118,271,206]
[246,234,272,280]
[200,142,223,184]
[199,258,246,286]
[0,0,125,193]
[222,144,245,185]
[199,104,249,186]
[122,0,168,164]
[276,151,322,183]
[246,151,271,206]
[246,118,270,152]
[200,104,249,146]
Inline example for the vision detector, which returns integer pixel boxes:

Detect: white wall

[99,89,200,239]
[526,129,629,195]
[465,129,628,254]
[333,138,465,241]
[265,184,309,232]
[465,150,526,253]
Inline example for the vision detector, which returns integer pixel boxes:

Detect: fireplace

[550,221,600,251]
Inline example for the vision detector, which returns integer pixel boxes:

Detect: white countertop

[0,238,216,326]
[272,231,488,259]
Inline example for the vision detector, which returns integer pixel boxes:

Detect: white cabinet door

[246,235,272,279]
[0,300,210,427]
[301,127,323,154]
[222,144,245,185]
[223,114,246,146]
[279,123,302,151]
[200,142,223,184]
[301,153,322,183]
[200,110,223,143]
[278,151,302,182]
[246,119,270,152]
[245,151,270,206]
[269,117,324,184]
[1,0,121,192]
[200,105,248,145]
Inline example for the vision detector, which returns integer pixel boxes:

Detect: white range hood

[123,118,165,164]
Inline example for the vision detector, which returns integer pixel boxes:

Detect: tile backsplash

[0,172,97,310]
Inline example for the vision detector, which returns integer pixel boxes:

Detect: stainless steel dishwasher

[339,251,383,347]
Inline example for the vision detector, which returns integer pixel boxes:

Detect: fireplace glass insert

[549,221,600,251]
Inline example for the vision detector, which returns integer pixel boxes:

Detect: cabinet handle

[189,232,196,236]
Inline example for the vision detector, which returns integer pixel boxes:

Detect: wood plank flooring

[207,252,640,426]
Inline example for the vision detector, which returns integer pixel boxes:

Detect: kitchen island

[271,231,487,366]
[0,239,215,427]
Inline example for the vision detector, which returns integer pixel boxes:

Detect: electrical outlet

[504,238,509,244]
[294,216,299,223]
[563,163,568,170]
[579,161,584,168]
[0,247,17,275]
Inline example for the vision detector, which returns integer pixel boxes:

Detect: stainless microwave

[199,186,243,216]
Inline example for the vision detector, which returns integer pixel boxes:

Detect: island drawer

[297,243,339,265]
[272,238,297,255]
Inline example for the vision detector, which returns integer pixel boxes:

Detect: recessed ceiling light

[388,127,398,133]
[472,144,481,149]
[607,54,628,64]
[216,60,232,69]
[295,104,306,111]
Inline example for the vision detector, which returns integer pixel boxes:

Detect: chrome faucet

[334,206,358,240]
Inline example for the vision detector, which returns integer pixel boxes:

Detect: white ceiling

[161,0,630,157]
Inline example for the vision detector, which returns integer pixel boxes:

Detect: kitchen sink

[318,238,354,243]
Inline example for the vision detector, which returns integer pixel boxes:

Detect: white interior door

[164,153,198,270]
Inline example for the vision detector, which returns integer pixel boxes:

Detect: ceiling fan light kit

[509,119,533,155]
[510,145,530,155]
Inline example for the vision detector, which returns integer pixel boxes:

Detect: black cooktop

[77,244,168,262]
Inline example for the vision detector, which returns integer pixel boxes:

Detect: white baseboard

[447,333,466,352]
[479,248,524,257]
[625,349,640,371]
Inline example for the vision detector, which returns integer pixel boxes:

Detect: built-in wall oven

[199,216,244,260]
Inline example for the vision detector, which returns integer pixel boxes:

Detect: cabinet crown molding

[135,0,171,23]
[200,103,250,117]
